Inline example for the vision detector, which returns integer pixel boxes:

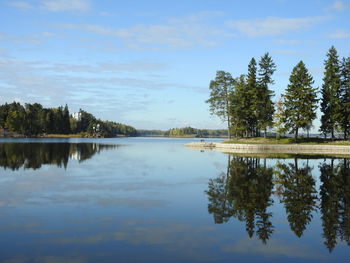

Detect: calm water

[0,137,349,263]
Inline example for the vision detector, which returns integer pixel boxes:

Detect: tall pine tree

[229,75,249,137]
[246,58,258,136]
[283,61,318,140]
[320,46,341,139]
[340,56,350,139]
[257,53,276,137]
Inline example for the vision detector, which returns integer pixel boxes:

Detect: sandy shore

[185,142,350,154]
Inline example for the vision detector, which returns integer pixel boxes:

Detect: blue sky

[0,0,349,130]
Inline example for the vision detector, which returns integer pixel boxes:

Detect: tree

[320,46,342,139]
[206,71,235,138]
[257,53,276,137]
[340,57,350,139]
[283,61,318,140]
[246,58,259,135]
[62,104,71,134]
[229,75,250,137]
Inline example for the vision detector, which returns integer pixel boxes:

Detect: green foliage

[320,46,342,138]
[340,56,350,138]
[257,53,276,135]
[206,70,235,138]
[283,61,318,139]
[207,53,276,138]
[229,75,250,136]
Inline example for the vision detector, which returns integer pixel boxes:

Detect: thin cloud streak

[226,16,329,37]
[59,12,234,49]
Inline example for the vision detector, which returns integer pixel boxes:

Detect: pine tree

[283,61,318,140]
[340,57,350,139]
[320,46,341,139]
[206,71,235,138]
[246,58,258,136]
[63,104,71,134]
[257,53,276,137]
[229,75,249,137]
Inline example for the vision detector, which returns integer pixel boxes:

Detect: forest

[207,46,350,140]
[0,102,137,137]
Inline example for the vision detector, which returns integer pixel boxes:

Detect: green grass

[222,152,350,158]
[222,137,350,145]
[44,133,85,138]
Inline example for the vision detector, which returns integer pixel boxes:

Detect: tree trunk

[295,128,298,141]
[264,127,267,138]
[331,128,334,140]
[344,130,347,140]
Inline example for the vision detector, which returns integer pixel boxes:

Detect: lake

[0,137,349,263]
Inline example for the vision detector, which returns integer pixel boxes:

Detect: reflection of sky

[0,138,349,262]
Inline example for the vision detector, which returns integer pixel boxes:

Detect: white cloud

[7,1,33,10]
[226,16,328,37]
[224,237,324,259]
[329,29,350,39]
[330,1,347,11]
[8,0,91,12]
[60,12,233,49]
[274,39,300,45]
[40,0,91,12]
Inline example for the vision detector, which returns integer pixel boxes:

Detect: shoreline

[186,142,350,155]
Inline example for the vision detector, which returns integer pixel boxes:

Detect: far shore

[186,141,350,155]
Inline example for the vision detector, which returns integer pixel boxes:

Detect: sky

[0,0,350,131]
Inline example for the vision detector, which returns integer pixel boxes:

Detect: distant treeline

[137,127,228,137]
[0,102,137,137]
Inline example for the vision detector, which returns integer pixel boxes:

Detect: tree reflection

[275,158,317,237]
[319,158,350,252]
[207,155,350,251]
[206,156,274,244]
[0,143,116,170]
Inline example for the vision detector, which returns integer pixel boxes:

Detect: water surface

[0,137,349,262]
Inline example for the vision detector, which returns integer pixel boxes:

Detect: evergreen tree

[283,61,318,140]
[320,46,342,139]
[229,75,250,137]
[340,57,350,139]
[257,53,276,137]
[62,104,71,134]
[246,58,258,136]
[206,71,235,138]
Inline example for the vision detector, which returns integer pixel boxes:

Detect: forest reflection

[206,155,350,252]
[0,143,117,170]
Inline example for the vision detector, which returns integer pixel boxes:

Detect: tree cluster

[206,53,276,138]
[207,47,350,139]
[320,47,350,139]
[0,102,137,137]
